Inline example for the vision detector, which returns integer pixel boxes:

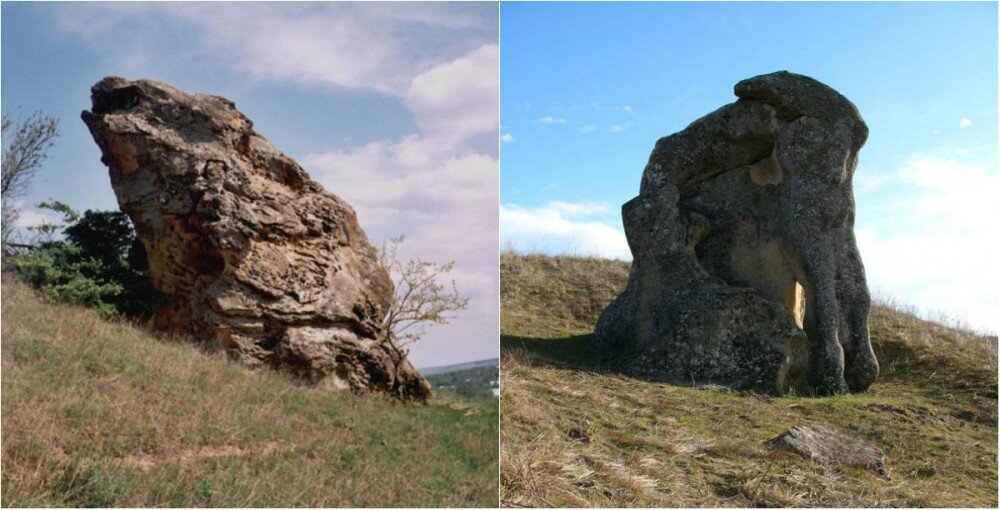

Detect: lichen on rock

[594,71,878,396]
[82,76,429,400]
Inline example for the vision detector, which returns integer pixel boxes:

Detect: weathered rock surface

[767,424,887,475]
[594,71,877,395]
[82,77,430,400]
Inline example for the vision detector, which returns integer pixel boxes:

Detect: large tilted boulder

[82,77,430,400]
[594,71,878,395]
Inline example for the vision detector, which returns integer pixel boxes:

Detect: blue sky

[2,2,499,367]
[501,1,998,332]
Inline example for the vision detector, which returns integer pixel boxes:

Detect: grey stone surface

[594,71,877,395]
[82,77,429,400]
[767,424,887,475]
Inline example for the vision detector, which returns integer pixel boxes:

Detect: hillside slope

[427,364,500,399]
[500,252,997,507]
[1,277,498,507]
[423,358,500,376]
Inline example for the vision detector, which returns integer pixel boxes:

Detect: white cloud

[500,133,514,144]
[535,116,567,125]
[856,155,998,332]
[304,136,497,231]
[405,44,499,143]
[619,105,634,114]
[610,121,635,133]
[0,201,64,244]
[545,200,611,217]
[7,201,62,230]
[581,124,598,134]
[54,3,491,95]
[13,208,59,229]
[960,118,973,128]
[501,201,630,260]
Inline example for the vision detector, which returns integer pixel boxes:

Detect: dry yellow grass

[1,275,498,507]
[500,252,997,507]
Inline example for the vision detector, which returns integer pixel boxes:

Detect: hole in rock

[785,280,805,329]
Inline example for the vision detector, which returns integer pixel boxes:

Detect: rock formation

[82,77,430,400]
[593,71,877,395]
[767,425,887,475]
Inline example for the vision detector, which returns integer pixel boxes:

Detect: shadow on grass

[501,334,598,368]
[501,333,760,395]
[503,329,998,407]
[501,334,640,374]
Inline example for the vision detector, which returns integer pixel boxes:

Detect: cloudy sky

[1,2,498,368]
[500,2,998,333]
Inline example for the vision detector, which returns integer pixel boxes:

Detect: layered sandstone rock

[594,71,877,395]
[82,77,429,400]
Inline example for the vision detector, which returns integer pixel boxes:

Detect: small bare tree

[378,236,469,350]
[2,110,60,247]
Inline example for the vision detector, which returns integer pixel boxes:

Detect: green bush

[11,204,166,318]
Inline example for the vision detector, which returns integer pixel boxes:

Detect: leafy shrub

[14,243,123,317]
[10,203,166,318]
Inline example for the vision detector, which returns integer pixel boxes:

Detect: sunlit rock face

[594,71,877,396]
[82,77,429,400]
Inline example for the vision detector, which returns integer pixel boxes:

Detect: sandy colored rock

[82,76,429,400]
[594,71,877,395]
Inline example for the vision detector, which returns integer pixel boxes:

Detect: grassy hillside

[500,252,997,507]
[426,364,500,399]
[1,276,498,507]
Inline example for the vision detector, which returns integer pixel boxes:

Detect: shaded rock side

[594,71,877,395]
[81,77,429,400]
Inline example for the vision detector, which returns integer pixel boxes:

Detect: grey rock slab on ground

[82,76,429,400]
[767,424,887,475]
[594,71,878,395]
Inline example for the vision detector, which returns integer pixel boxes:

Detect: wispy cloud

[619,105,633,113]
[545,200,611,216]
[610,121,635,133]
[960,117,973,128]
[581,124,598,134]
[501,201,630,260]
[500,133,514,144]
[535,116,567,125]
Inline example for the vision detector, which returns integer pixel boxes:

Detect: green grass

[500,252,997,507]
[1,276,498,507]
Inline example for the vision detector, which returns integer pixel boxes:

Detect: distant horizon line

[417,357,499,372]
